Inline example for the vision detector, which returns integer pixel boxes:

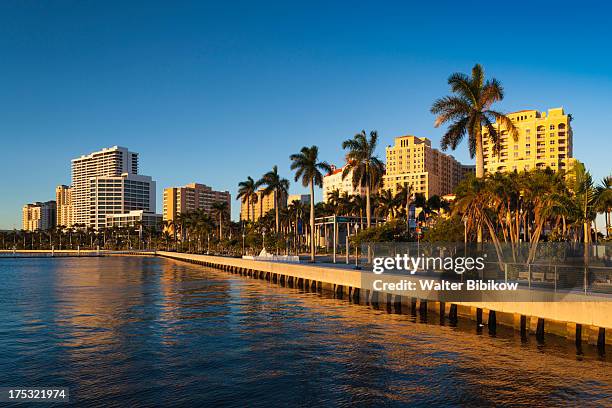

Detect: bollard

[449,304,458,323]
[536,318,545,343]
[488,310,497,335]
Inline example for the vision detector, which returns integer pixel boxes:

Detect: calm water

[0,257,610,407]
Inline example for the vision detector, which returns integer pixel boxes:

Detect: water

[0,257,610,407]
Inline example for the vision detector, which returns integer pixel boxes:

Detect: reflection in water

[0,257,610,407]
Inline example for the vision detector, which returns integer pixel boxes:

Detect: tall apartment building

[240,188,287,221]
[383,135,466,198]
[22,201,56,231]
[55,185,73,227]
[71,146,156,230]
[322,165,366,203]
[163,183,231,225]
[482,107,576,174]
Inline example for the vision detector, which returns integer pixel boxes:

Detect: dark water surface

[0,257,610,407]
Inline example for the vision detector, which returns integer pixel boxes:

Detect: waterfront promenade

[156,251,612,347]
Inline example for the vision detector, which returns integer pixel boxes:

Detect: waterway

[0,257,610,406]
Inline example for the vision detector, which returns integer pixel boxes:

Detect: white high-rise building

[322,165,366,203]
[71,146,156,229]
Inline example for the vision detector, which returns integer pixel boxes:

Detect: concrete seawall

[157,251,612,347]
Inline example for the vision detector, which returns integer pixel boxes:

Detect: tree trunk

[365,183,371,228]
[310,180,315,262]
[275,190,280,233]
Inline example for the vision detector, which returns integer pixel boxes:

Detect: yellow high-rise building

[482,107,576,173]
[239,188,287,222]
[383,135,470,198]
[55,185,73,228]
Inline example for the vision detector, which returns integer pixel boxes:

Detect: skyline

[2,1,612,228]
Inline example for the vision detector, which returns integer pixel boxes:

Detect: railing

[366,242,612,295]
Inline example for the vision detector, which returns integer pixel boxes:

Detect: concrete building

[322,165,366,203]
[240,188,287,221]
[383,135,467,198]
[163,183,231,226]
[482,107,576,174]
[22,201,56,231]
[55,185,73,228]
[106,210,162,230]
[71,146,156,230]
[287,194,310,205]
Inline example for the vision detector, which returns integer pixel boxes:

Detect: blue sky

[1,1,611,228]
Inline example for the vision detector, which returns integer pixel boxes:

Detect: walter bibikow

[372,279,519,292]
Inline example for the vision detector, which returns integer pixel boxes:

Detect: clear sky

[1,1,611,228]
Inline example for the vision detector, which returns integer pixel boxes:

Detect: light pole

[353,223,360,269]
[262,227,266,253]
[242,232,246,256]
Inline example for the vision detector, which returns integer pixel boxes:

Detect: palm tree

[569,163,598,243]
[431,64,518,179]
[342,130,385,228]
[395,184,414,224]
[237,176,259,223]
[376,189,401,220]
[596,176,612,237]
[259,165,290,233]
[290,145,332,262]
[212,201,229,240]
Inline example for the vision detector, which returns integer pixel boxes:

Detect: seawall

[162,251,611,346]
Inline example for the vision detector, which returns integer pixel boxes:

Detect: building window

[549,124,555,130]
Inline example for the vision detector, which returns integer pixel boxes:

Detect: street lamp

[242,232,246,256]
[262,227,266,252]
[353,223,360,269]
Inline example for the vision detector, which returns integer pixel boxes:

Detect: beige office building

[383,135,467,198]
[483,107,576,173]
[55,185,73,228]
[240,188,287,221]
[163,183,231,226]
[322,165,367,203]
[22,201,56,231]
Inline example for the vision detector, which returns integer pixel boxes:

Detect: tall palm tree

[342,130,385,228]
[237,176,259,223]
[212,201,229,240]
[290,145,332,262]
[570,163,598,243]
[395,184,414,224]
[259,165,290,233]
[431,63,518,179]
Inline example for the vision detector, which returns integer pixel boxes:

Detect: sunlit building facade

[482,107,576,174]
[71,146,156,230]
[163,183,231,227]
[240,188,287,222]
[383,135,467,198]
[322,165,366,203]
[22,201,56,231]
[55,185,73,228]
